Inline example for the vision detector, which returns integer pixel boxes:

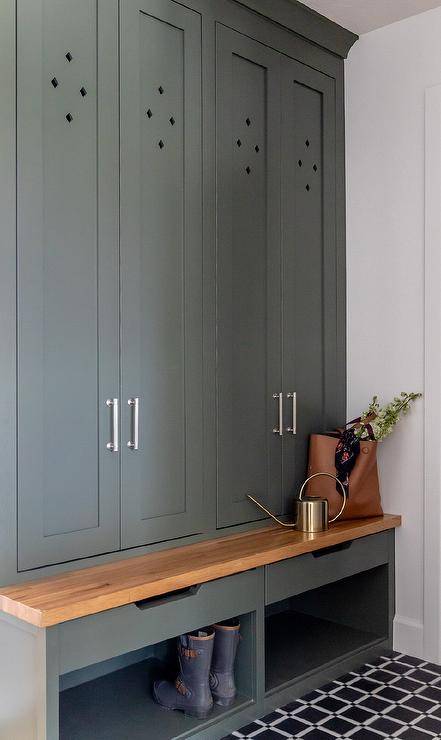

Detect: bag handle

[344,415,376,441]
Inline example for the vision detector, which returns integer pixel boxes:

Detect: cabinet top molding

[0,515,400,627]
[237,0,358,59]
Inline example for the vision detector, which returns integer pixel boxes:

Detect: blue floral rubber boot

[153,627,214,719]
[209,618,240,707]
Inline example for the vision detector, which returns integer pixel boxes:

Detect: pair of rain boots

[153,619,240,719]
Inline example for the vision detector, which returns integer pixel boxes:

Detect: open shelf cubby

[59,612,255,740]
[265,566,390,694]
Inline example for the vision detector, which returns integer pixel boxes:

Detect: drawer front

[59,568,262,674]
[265,531,391,605]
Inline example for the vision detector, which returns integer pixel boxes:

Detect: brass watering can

[247,472,347,533]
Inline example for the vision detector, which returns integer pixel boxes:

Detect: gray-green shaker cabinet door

[17,0,120,570]
[120,0,204,547]
[281,59,337,502]
[216,26,282,528]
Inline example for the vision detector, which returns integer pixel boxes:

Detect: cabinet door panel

[216,26,282,528]
[17,0,119,569]
[281,59,337,502]
[120,0,204,547]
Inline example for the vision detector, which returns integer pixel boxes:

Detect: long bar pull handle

[272,392,283,436]
[287,391,297,434]
[106,398,119,452]
[127,397,139,450]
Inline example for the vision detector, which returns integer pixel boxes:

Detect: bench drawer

[265,531,391,605]
[59,568,262,674]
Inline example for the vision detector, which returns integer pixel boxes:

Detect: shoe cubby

[57,570,262,739]
[265,564,391,696]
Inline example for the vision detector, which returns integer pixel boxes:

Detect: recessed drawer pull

[135,584,201,610]
[312,541,353,558]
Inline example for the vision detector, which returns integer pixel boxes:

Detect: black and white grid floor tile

[224,653,441,739]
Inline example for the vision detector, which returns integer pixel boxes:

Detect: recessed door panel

[281,59,337,501]
[120,0,204,547]
[216,26,282,528]
[17,0,119,569]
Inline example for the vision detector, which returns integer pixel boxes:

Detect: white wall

[345,6,441,659]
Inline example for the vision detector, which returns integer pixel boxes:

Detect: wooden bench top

[0,514,401,628]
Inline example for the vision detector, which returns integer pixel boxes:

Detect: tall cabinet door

[216,26,282,528]
[17,0,120,570]
[281,59,338,501]
[120,0,204,547]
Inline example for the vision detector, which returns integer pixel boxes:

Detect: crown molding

[236,0,358,58]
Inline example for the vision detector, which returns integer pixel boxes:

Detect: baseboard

[393,615,424,659]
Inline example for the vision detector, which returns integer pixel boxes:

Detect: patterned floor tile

[223,653,441,738]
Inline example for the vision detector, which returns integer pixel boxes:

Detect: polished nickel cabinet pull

[286,391,297,434]
[127,397,139,450]
[106,398,119,452]
[272,392,283,436]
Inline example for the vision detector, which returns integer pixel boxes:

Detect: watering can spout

[247,472,347,533]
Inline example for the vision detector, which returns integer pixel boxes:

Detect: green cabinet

[11,0,349,573]
[216,33,342,527]
[17,0,120,570]
[281,59,338,503]
[216,26,282,528]
[120,0,205,547]
[17,0,206,570]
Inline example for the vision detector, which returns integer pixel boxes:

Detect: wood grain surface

[0,515,401,627]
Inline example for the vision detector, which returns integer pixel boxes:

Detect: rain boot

[153,627,214,719]
[209,618,240,707]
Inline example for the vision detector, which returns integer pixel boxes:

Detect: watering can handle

[299,472,347,523]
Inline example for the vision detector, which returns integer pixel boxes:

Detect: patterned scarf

[335,416,375,496]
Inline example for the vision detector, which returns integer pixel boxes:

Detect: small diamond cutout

[305,138,310,147]
[65,51,73,62]
[146,108,153,118]
[255,145,260,152]
[246,117,251,126]
[169,116,175,126]
[306,183,310,191]
[245,165,251,174]
[313,163,318,171]
[158,139,164,149]
[51,77,59,88]
[298,159,302,167]
[237,139,242,147]
[80,87,87,97]
[65,112,73,122]
[158,86,164,94]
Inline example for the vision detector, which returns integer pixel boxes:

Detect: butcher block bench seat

[0,514,401,627]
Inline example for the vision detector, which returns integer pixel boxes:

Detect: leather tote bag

[306,433,383,520]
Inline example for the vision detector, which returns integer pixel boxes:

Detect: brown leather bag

[306,433,383,520]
